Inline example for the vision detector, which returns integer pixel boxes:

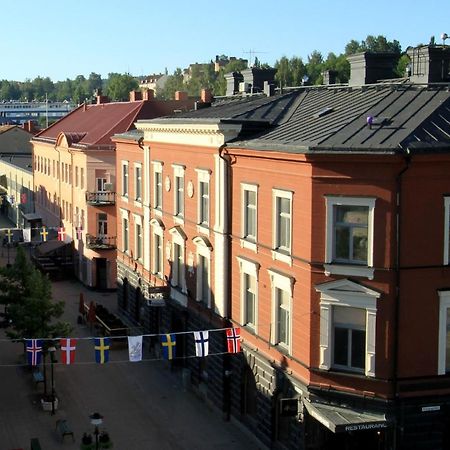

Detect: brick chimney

[200,88,212,103]
[142,88,154,101]
[129,90,143,102]
[95,88,109,104]
[175,91,188,101]
[347,52,398,86]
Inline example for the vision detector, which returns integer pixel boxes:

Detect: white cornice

[135,122,242,147]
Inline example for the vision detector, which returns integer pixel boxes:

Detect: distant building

[0,101,74,125]
[139,74,168,95]
[31,89,196,289]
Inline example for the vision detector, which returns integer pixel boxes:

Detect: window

[152,162,163,213]
[75,167,79,187]
[122,217,129,253]
[122,161,129,197]
[196,169,211,229]
[444,198,450,265]
[269,270,293,352]
[98,213,107,236]
[172,242,184,287]
[135,221,143,261]
[135,164,142,202]
[194,236,212,307]
[80,168,84,189]
[272,189,292,264]
[197,254,209,305]
[237,257,259,331]
[438,291,450,374]
[151,218,164,278]
[325,196,376,279]
[333,306,366,371]
[316,279,380,377]
[241,184,258,249]
[173,165,185,219]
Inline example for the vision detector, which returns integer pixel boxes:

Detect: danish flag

[60,338,77,365]
[226,328,241,353]
[57,227,65,241]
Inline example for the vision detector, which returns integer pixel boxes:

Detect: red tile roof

[33,101,150,147]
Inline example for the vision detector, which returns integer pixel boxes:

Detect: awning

[303,399,388,433]
[22,212,42,221]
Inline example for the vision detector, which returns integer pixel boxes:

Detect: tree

[345,35,402,55]
[0,247,71,341]
[86,72,103,97]
[105,73,138,101]
[158,68,184,100]
[306,50,324,85]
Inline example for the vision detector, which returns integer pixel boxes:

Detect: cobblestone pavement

[0,246,265,450]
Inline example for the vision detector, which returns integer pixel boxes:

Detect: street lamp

[48,345,57,415]
[90,412,103,450]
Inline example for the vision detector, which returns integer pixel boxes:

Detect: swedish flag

[94,337,110,363]
[161,334,176,360]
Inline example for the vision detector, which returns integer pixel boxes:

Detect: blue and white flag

[128,335,143,362]
[26,339,43,366]
[194,331,209,357]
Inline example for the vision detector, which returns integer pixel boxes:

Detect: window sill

[173,215,184,226]
[196,224,210,236]
[121,195,129,203]
[134,200,142,208]
[240,239,257,253]
[271,250,292,266]
[153,208,163,218]
[323,263,374,280]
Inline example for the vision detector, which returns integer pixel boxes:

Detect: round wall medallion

[165,175,171,192]
[187,180,194,198]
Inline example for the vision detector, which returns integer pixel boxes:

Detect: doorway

[95,258,108,290]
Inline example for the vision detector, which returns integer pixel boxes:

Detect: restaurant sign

[144,285,169,307]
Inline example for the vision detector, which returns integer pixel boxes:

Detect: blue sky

[3,0,449,82]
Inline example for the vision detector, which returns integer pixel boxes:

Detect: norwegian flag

[26,339,43,366]
[60,338,77,365]
[226,328,241,353]
[57,227,65,242]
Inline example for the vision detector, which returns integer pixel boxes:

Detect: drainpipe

[392,149,411,449]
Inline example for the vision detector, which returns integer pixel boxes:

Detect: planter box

[41,396,58,411]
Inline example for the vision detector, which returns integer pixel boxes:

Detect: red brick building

[114,47,450,450]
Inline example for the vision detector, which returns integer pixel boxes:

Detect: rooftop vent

[313,107,334,118]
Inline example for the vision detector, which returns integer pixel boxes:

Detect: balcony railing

[85,234,116,250]
[86,191,116,205]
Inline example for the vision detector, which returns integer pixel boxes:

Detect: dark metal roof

[162,91,300,126]
[232,84,450,154]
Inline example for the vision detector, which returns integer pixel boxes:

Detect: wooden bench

[55,419,75,442]
[32,370,44,387]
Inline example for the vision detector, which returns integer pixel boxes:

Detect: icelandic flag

[128,336,143,362]
[226,328,241,353]
[194,331,209,357]
[60,338,77,365]
[161,334,176,360]
[94,337,110,364]
[26,339,43,366]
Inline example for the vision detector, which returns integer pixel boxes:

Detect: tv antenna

[243,49,268,67]
[441,32,448,46]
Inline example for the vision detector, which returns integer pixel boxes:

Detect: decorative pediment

[315,278,380,299]
[169,226,187,241]
[150,218,165,229]
[193,236,212,250]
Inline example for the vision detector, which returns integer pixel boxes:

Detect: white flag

[128,335,143,362]
[194,331,209,357]
[23,228,31,242]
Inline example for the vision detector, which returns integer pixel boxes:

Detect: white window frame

[196,169,211,234]
[240,183,258,252]
[133,214,143,262]
[122,160,129,200]
[120,208,130,254]
[169,226,187,293]
[269,269,294,353]
[150,218,164,279]
[237,256,259,333]
[438,290,450,375]
[315,279,380,378]
[152,161,163,217]
[134,163,142,203]
[272,189,293,265]
[444,197,450,265]
[324,196,376,280]
[173,164,185,223]
[194,236,212,307]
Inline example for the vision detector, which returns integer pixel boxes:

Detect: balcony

[85,234,116,250]
[86,191,116,206]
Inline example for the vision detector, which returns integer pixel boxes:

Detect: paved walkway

[0,248,265,450]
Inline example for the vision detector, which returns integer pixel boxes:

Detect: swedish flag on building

[94,337,110,364]
[161,334,176,360]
